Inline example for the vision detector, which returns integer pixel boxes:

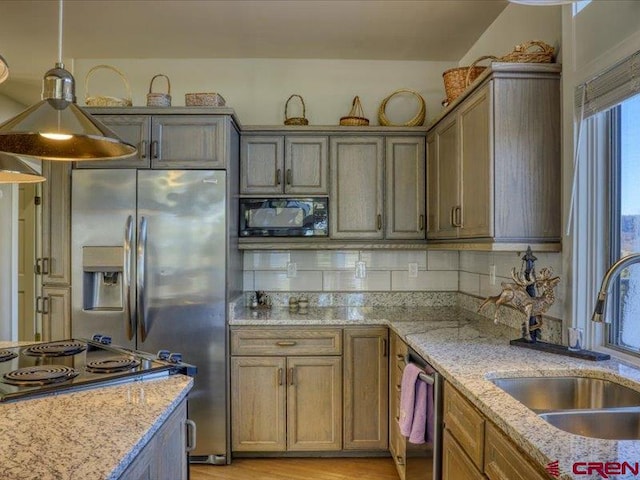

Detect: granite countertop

[0,348,193,480]
[232,305,640,480]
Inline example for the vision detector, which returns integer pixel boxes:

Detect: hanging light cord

[57,0,63,65]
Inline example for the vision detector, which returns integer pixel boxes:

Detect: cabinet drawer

[443,429,485,480]
[484,423,546,480]
[444,382,485,470]
[230,328,342,356]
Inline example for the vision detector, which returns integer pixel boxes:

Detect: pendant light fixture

[0,54,8,84]
[0,0,136,161]
[0,153,45,183]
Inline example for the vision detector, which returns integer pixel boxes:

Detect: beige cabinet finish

[40,286,71,342]
[385,137,426,240]
[389,332,408,479]
[240,135,328,195]
[230,327,342,356]
[231,356,287,452]
[426,133,438,236]
[442,429,485,480]
[484,423,547,480]
[444,381,485,470]
[427,64,561,243]
[330,136,384,239]
[287,356,343,451]
[343,327,389,450]
[119,399,188,480]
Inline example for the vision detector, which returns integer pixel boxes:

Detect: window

[607,93,640,355]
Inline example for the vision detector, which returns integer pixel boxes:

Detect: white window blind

[575,49,640,116]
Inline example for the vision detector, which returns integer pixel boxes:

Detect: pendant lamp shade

[0,54,8,84]
[0,1,136,162]
[0,153,45,183]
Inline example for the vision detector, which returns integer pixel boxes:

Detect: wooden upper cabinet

[430,114,459,240]
[385,137,426,240]
[330,136,384,239]
[241,135,328,195]
[41,286,71,342]
[426,133,438,237]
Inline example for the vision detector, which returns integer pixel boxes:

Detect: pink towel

[399,363,435,445]
[399,363,421,437]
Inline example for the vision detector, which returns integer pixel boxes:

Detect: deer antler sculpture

[478,267,560,340]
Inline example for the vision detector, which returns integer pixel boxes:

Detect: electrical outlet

[408,262,418,278]
[287,262,297,278]
[489,264,497,285]
[355,261,367,279]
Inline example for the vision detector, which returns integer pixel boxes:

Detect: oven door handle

[123,215,135,341]
[137,216,148,342]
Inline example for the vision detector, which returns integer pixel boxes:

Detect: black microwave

[239,198,328,237]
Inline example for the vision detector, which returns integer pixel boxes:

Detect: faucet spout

[592,253,640,323]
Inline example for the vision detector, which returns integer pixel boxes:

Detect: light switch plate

[355,261,366,279]
[287,262,297,278]
[408,262,418,278]
[489,265,497,285]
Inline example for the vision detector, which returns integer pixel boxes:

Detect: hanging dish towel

[399,362,435,445]
[399,363,421,436]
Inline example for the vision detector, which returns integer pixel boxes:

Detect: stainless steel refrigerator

[71,169,239,464]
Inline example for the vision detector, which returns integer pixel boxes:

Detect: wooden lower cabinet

[231,355,342,452]
[118,399,188,480]
[389,332,408,479]
[443,429,485,480]
[484,423,547,480]
[343,327,388,450]
[41,286,71,342]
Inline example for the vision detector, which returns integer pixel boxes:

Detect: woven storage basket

[146,74,171,107]
[185,92,226,107]
[442,55,498,104]
[340,96,369,126]
[284,94,309,126]
[501,40,554,63]
[378,89,425,127]
[85,65,133,107]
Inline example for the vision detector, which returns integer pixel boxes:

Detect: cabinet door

[41,286,71,341]
[442,429,485,480]
[459,84,492,238]
[433,116,460,239]
[385,137,426,239]
[343,327,389,450]
[484,423,547,480]
[287,356,342,451]
[155,399,188,480]
[76,115,152,168]
[240,135,284,194]
[330,136,384,239]
[152,116,227,168]
[231,357,286,452]
[41,162,71,285]
[284,136,329,194]
[426,132,439,238]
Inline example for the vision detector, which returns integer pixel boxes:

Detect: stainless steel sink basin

[491,376,640,412]
[540,410,640,440]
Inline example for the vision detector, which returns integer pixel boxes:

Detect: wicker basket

[284,94,309,126]
[442,55,498,104]
[185,92,226,107]
[146,74,171,107]
[340,96,369,126]
[501,41,554,63]
[378,89,425,127]
[84,65,133,107]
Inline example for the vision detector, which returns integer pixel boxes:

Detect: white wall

[459,3,562,66]
[72,58,456,126]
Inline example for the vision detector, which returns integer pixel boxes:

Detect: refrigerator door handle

[123,215,135,340]
[137,216,149,342]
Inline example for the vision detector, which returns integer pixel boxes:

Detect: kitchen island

[0,341,193,480]
[231,305,640,480]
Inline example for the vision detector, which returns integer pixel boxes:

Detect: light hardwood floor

[190,458,399,480]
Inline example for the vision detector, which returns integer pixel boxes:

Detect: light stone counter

[231,306,640,480]
[0,354,193,480]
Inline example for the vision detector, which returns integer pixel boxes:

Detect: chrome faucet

[592,253,640,323]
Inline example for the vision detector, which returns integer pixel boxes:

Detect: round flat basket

[84,64,132,107]
[378,89,425,127]
[284,94,309,125]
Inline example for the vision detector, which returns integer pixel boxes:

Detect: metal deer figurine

[478,267,560,341]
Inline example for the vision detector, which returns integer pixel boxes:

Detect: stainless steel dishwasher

[404,347,443,480]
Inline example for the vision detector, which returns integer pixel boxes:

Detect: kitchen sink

[540,409,640,440]
[490,376,640,412]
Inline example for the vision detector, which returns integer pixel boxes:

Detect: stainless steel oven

[239,197,328,237]
[405,347,443,480]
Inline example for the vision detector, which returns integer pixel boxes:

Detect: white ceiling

[0,0,508,103]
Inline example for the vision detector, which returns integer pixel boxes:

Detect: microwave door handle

[137,216,148,342]
[123,215,135,341]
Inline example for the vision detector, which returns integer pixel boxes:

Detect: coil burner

[3,365,79,386]
[0,350,18,363]
[86,357,141,374]
[23,341,87,357]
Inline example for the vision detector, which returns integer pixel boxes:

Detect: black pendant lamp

[0,153,45,184]
[0,1,136,161]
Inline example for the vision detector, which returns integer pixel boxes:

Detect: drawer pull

[278,368,284,386]
[419,214,425,231]
[276,168,282,186]
[396,455,405,466]
[276,341,297,347]
[288,367,295,386]
[377,214,382,230]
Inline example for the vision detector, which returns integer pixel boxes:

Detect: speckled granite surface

[231,306,640,480]
[0,369,193,480]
